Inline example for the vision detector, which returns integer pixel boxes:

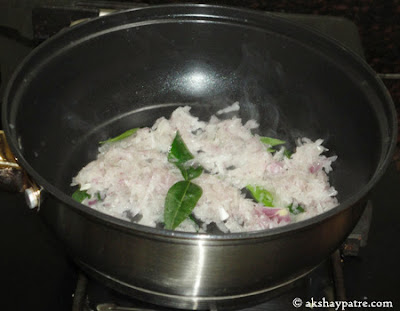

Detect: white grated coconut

[71,104,338,233]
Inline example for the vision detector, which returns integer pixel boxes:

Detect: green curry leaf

[164,181,203,230]
[288,203,305,215]
[184,165,204,181]
[188,214,201,232]
[72,189,91,202]
[283,148,292,159]
[259,136,286,147]
[164,132,204,230]
[246,185,274,207]
[100,128,139,144]
[168,131,203,180]
[260,136,293,158]
[168,131,194,163]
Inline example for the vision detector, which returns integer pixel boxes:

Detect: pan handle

[0,130,42,208]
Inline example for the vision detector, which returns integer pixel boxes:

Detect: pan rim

[2,3,397,242]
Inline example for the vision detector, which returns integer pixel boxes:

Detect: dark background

[1,1,399,310]
[1,0,399,160]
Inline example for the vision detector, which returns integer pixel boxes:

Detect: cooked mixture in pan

[71,103,338,233]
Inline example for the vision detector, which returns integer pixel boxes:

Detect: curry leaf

[260,136,293,158]
[164,132,204,230]
[260,136,286,147]
[72,189,91,202]
[168,131,194,163]
[168,131,203,180]
[288,203,305,215]
[188,214,201,232]
[164,181,203,230]
[246,185,274,207]
[260,136,288,155]
[185,165,204,180]
[100,128,139,144]
[96,192,103,201]
[283,148,292,159]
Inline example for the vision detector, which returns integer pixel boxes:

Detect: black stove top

[1,4,399,311]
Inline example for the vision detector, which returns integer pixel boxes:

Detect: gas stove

[1,3,399,311]
[77,256,338,311]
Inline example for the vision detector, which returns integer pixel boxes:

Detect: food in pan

[71,103,338,233]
